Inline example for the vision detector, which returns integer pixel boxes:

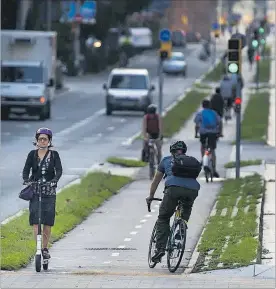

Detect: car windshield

[171,54,185,61]
[110,74,147,89]
[1,66,43,83]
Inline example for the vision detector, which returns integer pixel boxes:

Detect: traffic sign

[159,29,171,42]
[60,0,96,24]
[212,22,220,30]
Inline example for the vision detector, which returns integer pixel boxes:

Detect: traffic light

[234,97,242,113]
[227,39,242,74]
[259,27,265,34]
[255,54,261,61]
[159,41,172,60]
[251,29,259,49]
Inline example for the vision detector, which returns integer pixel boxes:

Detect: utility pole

[47,0,52,31]
[158,60,164,116]
[74,0,81,75]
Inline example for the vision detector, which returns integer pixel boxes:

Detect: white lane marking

[124,238,132,242]
[151,209,156,213]
[120,118,126,123]
[111,253,120,257]
[97,133,102,137]
[230,145,243,162]
[145,214,152,218]
[140,219,147,223]
[130,231,137,235]
[135,225,142,229]
[154,204,160,208]
[103,261,111,264]
[118,245,125,249]
[56,108,105,138]
[107,126,115,131]
[121,131,141,146]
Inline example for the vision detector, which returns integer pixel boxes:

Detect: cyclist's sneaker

[152,249,165,262]
[214,171,220,178]
[42,248,51,259]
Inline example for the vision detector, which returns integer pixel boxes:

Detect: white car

[103,68,155,115]
[162,52,187,76]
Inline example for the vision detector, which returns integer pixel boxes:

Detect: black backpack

[171,154,202,179]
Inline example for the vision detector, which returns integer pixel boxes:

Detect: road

[0,43,214,222]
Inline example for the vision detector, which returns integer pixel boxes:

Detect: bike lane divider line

[140,219,147,223]
[118,245,126,249]
[124,238,132,242]
[130,231,138,235]
[111,253,120,257]
[135,225,142,229]
[144,214,152,218]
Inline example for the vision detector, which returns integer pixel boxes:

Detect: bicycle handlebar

[147,198,162,212]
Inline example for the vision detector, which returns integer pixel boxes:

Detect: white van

[103,68,155,115]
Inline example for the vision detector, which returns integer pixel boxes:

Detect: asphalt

[0,43,216,222]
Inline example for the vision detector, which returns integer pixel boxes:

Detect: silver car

[162,52,187,77]
[103,68,155,115]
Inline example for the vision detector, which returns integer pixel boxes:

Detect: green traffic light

[259,27,265,34]
[228,63,238,73]
[252,39,258,48]
[261,38,266,45]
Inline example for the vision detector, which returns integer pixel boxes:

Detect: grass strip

[193,82,213,90]
[163,90,209,138]
[255,46,271,83]
[241,92,269,142]
[107,157,146,167]
[1,172,131,270]
[203,61,224,82]
[195,174,264,272]
[224,159,262,168]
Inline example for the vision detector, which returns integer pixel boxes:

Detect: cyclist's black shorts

[224,98,233,108]
[148,133,159,139]
[200,133,218,150]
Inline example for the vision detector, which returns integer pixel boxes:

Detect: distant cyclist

[146,140,201,263]
[142,104,163,163]
[194,100,221,177]
[210,87,224,136]
[220,75,234,117]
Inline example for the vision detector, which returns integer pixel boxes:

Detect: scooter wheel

[43,262,49,271]
[35,254,41,272]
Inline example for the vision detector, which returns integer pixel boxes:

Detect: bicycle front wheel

[167,220,187,273]
[149,148,155,180]
[148,222,158,268]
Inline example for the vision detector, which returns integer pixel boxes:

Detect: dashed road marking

[124,238,131,242]
[97,133,102,137]
[118,245,125,249]
[151,209,156,213]
[120,118,126,123]
[145,214,152,218]
[140,219,147,223]
[103,261,111,264]
[135,225,142,229]
[111,252,120,257]
[154,204,160,208]
[130,231,137,235]
[107,126,115,131]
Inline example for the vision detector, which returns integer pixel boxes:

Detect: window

[1,66,43,83]
[171,54,185,61]
[110,74,147,89]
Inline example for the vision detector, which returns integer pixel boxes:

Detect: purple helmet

[35,127,53,140]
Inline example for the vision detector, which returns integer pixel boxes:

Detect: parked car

[163,52,187,76]
[103,68,155,115]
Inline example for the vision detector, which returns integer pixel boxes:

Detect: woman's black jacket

[22,149,62,182]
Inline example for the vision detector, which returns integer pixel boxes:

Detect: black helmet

[170,140,187,154]
[147,104,157,114]
[202,99,210,108]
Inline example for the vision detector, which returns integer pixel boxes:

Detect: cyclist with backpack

[146,140,201,262]
[142,104,163,163]
[194,99,221,178]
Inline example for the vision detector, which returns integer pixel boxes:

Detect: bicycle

[147,198,187,273]
[223,99,232,122]
[148,139,158,180]
[202,140,214,183]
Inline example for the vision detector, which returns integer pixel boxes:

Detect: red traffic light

[235,97,242,105]
[255,54,261,61]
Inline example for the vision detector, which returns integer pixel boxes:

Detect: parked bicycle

[148,139,158,180]
[147,198,188,273]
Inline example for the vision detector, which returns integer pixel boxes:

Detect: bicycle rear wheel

[148,222,158,268]
[167,220,187,273]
